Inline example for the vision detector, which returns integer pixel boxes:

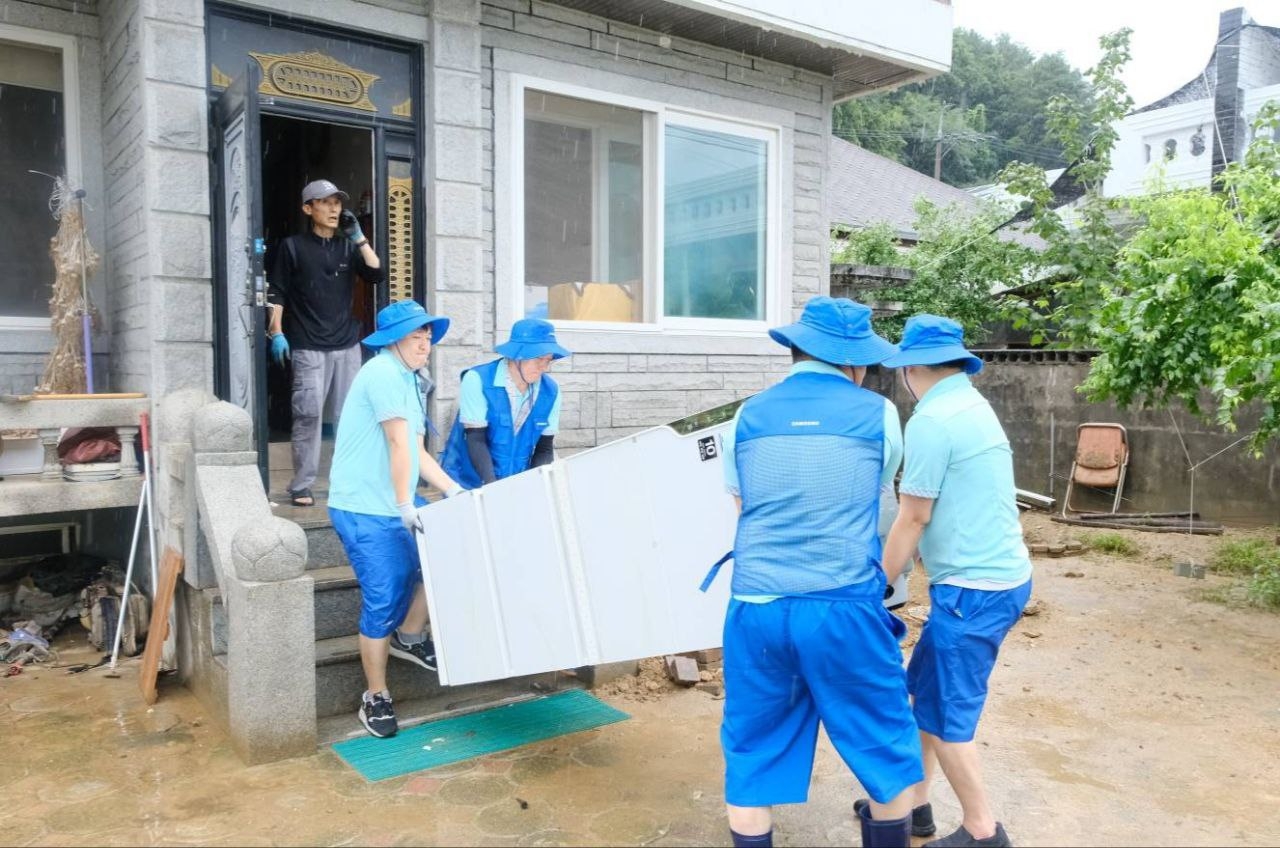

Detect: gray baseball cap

[300,179,350,204]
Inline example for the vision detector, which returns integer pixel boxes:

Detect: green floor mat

[332,689,630,781]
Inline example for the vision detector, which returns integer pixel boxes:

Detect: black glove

[338,209,365,244]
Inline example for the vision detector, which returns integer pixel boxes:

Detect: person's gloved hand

[269,332,290,366]
[339,209,365,244]
[444,484,466,499]
[397,501,422,533]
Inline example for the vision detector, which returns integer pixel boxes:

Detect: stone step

[313,634,564,720]
[310,564,362,641]
[206,564,363,655]
[300,517,347,572]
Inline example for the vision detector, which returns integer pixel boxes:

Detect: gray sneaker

[389,632,437,671]
[358,692,398,738]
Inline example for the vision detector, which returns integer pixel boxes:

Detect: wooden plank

[139,547,184,705]
[1050,516,1223,535]
[1074,511,1199,520]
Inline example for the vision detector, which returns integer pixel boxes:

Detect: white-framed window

[512,76,782,334]
[0,25,82,329]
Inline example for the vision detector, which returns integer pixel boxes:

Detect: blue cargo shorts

[908,579,1032,743]
[721,580,923,807]
[329,504,424,639]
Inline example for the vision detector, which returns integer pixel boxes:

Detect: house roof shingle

[826,135,1041,247]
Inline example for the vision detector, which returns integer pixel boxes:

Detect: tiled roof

[1133,22,1280,114]
[826,135,1041,247]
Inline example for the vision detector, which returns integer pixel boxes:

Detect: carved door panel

[212,63,268,478]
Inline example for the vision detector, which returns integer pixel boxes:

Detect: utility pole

[934,107,945,181]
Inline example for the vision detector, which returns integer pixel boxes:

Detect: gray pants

[289,344,362,493]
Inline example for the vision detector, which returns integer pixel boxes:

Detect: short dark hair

[925,359,972,372]
[791,345,854,370]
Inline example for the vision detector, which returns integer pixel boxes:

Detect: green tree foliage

[880,199,1039,345]
[990,28,1280,449]
[998,29,1134,348]
[1083,106,1280,451]
[833,202,1033,343]
[899,200,1034,343]
[832,221,900,266]
[832,29,1094,186]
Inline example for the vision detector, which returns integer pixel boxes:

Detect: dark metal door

[212,63,268,480]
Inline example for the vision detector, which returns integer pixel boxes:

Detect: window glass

[0,40,65,318]
[523,90,644,323]
[663,124,766,321]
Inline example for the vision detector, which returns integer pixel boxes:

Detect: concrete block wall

[876,357,1280,526]
[468,0,835,450]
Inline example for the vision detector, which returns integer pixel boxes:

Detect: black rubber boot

[854,798,936,837]
[857,802,911,848]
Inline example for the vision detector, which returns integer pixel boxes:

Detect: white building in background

[1104,7,1280,197]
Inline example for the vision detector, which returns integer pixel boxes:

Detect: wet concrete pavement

[6,526,1280,846]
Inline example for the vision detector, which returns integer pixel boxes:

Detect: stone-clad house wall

[462,0,831,450]
[6,0,838,456]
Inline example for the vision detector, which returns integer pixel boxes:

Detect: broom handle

[76,190,94,393]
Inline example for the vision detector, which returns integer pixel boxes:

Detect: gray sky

[951,1,1280,108]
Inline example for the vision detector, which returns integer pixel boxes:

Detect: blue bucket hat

[495,318,571,361]
[880,314,983,374]
[362,300,450,349]
[767,296,897,366]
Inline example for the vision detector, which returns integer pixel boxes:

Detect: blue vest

[440,358,559,488]
[731,371,885,597]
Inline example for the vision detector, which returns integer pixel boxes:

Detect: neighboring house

[0,0,953,761]
[1105,6,1280,197]
[828,135,1040,246]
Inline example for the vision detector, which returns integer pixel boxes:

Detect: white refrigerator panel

[417,413,738,686]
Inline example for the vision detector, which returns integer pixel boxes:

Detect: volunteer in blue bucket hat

[712,296,923,848]
[872,314,1032,848]
[440,318,571,488]
[328,300,466,739]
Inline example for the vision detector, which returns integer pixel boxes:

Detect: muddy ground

[2,513,1279,846]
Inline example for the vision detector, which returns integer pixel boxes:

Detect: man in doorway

[879,314,1033,848]
[714,296,922,848]
[328,299,465,738]
[268,179,384,507]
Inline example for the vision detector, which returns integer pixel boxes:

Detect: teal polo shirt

[328,349,426,517]
[899,373,1032,588]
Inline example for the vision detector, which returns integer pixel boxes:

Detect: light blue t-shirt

[899,373,1032,588]
[327,350,427,517]
[459,358,562,435]
[720,360,903,603]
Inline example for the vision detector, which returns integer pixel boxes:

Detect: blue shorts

[908,580,1032,743]
[721,583,923,807]
[329,506,423,639]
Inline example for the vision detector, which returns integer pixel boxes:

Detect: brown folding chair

[1062,423,1129,516]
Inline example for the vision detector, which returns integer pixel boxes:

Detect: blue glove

[270,332,290,366]
[339,209,365,244]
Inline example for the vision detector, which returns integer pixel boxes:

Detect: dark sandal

[289,488,315,507]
